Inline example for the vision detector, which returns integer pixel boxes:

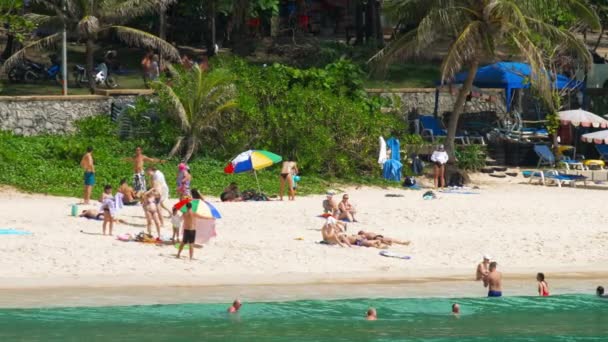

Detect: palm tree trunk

[593,27,604,52]
[354,0,364,45]
[184,137,197,162]
[168,136,185,158]
[85,37,96,94]
[159,6,167,40]
[445,59,479,161]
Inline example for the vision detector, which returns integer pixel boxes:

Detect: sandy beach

[2,175,608,302]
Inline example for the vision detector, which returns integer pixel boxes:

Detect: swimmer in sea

[537,273,549,297]
[228,299,242,313]
[366,307,377,321]
[452,303,460,315]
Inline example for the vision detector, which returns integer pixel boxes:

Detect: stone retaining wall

[0,90,152,136]
[368,87,506,116]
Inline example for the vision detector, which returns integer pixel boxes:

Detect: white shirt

[153,170,168,189]
[431,151,449,164]
[171,215,181,229]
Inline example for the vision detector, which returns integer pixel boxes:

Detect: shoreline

[1,269,605,308]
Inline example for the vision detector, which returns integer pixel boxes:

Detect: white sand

[2,176,608,296]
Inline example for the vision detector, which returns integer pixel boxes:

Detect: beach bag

[403,176,416,187]
[411,155,424,175]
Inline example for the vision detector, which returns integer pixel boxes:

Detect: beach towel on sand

[0,228,31,235]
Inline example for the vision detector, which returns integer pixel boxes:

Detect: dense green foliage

[0,116,398,199]
[455,145,487,171]
[131,57,405,177]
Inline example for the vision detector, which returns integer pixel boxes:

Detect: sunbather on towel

[345,235,387,249]
[357,230,410,246]
[80,209,126,224]
[321,219,351,247]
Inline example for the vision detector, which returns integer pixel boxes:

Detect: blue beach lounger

[528,170,587,188]
[533,144,585,170]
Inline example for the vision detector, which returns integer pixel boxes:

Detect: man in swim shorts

[486,261,502,297]
[124,146,165,193]
[80,146,95,204]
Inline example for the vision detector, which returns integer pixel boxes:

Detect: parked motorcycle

[73,62,118,88]
[8,56,63,84]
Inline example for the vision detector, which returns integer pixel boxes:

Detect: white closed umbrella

[581,130,608,144]
[558,109,608,128]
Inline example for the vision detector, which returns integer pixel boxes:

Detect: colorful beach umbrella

[179,199,222,219]
[224,150,282,174]
[224,150,282,193]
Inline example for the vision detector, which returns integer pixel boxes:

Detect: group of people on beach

[80,146,207,259]
[476,255,552,297]
[320,191,411,248]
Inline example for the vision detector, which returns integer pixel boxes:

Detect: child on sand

[171,207,181,242]
[100,185,114,235]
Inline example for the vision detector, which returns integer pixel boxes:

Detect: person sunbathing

[80,209,126,223]
[321,219,351,247]
[357,230,410,246]
[345,235,388,249]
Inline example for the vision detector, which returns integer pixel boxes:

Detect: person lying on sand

[80,209,126,224]
[357,230,410,246]
[321,219,351,247]
[345,235,387,249]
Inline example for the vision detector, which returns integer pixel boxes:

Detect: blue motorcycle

[9,55,64,84]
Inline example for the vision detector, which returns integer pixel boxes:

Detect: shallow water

[1,295,606,341]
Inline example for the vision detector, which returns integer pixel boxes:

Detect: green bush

[455,145,487,171]
[213,56,404,176]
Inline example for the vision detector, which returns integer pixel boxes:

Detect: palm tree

[3,0,179,92]
[375,0,600,159]
[152,65,238,161]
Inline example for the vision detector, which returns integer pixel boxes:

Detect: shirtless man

[124,147,165,193]
[176,202,208,260]
[485,262,502,297]
[321,219,350,247]
[118,178,137,204]
[345,235,387,249]
[228,299,242,313]
[357,230,410,246]
[476,255,491,286]
[80,146,95,204]
[366,308,377,321]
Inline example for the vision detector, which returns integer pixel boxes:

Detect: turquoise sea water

[1,295,606,341]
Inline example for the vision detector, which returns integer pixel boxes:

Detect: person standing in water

[597,286,607,298]
[485,262,502,297]
[228,299,242,313]
[279,160,298,201]
[124,146,165,193]
[476,255,491,286]
[537,273,550,296]
[366,308,377,320]
[430,144,448,189]
[80,146,95,204]
[451,303,460,315]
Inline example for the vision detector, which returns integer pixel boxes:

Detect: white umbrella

[558,109,608,128]
[581,130,608,144]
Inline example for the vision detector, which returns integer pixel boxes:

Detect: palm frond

[150,77,191,132]
[108,25,180,61]
[440,21,483,83]
[0,33,61,75]
[101,0,176,24]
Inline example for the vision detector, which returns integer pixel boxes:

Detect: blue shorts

[84,172,95,186]
[488,290,502,297]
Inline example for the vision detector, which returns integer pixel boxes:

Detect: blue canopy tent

[434,62,584,113]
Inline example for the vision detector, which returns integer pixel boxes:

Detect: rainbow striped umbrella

[224,150,282,193]
[179,199,222,219]
[224,150,282,174]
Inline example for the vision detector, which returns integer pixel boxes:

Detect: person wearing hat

[430,144,449,188]
[476,255,491,286]
[322,191,339,214]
